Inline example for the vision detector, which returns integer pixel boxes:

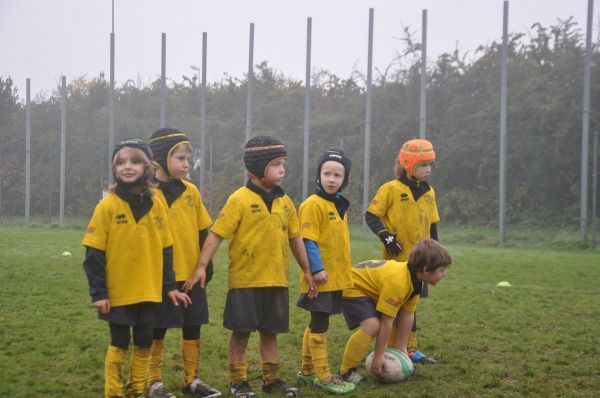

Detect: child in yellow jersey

[338,240,451,383]
[183,136,317,398]
[82,139,191,398]
[295,148,356,394]
[146,128,221,398]
[365,138,440,364]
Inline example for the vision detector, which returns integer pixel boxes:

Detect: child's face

[169,144,191,179]
[114,147,147,184]
[320,160,345,195]
[413,162,433,182]
[420,265,448,286]
[265,158,286,187]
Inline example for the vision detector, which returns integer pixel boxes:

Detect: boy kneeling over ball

[338,239,451,384]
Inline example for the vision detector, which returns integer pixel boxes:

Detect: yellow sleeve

[81,201,110,250]
[196,189,213,231]
[211,195,241,240]
[287,198,301,239]
[299,199,322,242]
[367,182,391,219]
[376,280,406,318]
[155,198,174,248]
[430,187,441,224]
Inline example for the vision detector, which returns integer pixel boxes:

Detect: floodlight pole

[244,23,254,182]
[108,0,115,185]
[362,8,374,230]
[25,78,31,222]
[592,130,598,249]
[499,1,508,243]
[59,76,66,226]
[161,33,167,128]
[302,17,312,200]
[419,9,427,139]
[580,0,594,241]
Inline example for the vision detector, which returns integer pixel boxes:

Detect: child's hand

[168,290,192,308]
[182,267,206,292]
[304,271,318,299]
[313,270,328,284]
[93,299,111,314]
[378,230,403,257]
[370,353,388,380]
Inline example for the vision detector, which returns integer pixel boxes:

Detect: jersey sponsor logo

[184,194,195,207]
[328,211,336,220]
[385,297,400,307]
[250,203,261,213]
[154,216,164,229]
[302,222,312,230]
[400,193,409,201]
[85,226,96,234]
[353,260,386,269]
[116,213,128,224]
[370,199,379,206]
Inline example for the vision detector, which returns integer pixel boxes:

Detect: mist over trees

[0,19,598,227]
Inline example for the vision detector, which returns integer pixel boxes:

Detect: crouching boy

[338,239,451,383]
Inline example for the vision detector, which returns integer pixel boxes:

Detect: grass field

[0,223,599,397]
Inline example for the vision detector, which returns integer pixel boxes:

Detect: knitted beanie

[112,138,153,162]
[244,136,287,179]
[148,128,191,177]
[316,147,351,190]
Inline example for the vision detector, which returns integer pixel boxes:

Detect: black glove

[378,230,403,257]
[205,260,214,284]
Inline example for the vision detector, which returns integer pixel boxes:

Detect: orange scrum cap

[397,139,436,177]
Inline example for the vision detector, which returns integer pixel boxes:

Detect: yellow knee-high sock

[105,345,127,398]
[182,339,200,384]
[308,333,331,382]
[262,361,279,384]
[301,327,314,376]
[229,362,248,384]
[147,339,164,386]
[408,331,418,352]
[340,329,373,375]
[125,346,152,395]
[386,321,399,348]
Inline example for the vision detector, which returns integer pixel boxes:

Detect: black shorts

[223,287,289,333]
[99,301,159,326]
[296,290,342,314]
[154,281,209,328]
[341,296,380,330]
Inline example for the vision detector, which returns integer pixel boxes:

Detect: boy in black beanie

[183,136,317,398]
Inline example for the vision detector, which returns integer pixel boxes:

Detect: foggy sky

[0,0,593,98]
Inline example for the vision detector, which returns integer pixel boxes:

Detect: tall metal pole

[580,0,594,241]
[419,9,427,139]
[591,130,598,249]
[161,32,167,128]
[363,8,374,229]
[245,23,254,144]
[59,76,66,225]
[302,17,312,200]
[209,139,213,216]
[0,143,2,219]
[499,1,508,243]
[200,32,207,196]
[108,0,115,184]
[25,78,31,222]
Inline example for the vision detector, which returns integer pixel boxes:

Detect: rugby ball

[365,348,413,383]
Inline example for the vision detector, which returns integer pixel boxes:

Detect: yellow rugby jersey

[211,186,300,289]
[367,180,440,261]
[299,194,352,292]
[343,260,420,318]
[82,192,173,307]
[155,180,212,281]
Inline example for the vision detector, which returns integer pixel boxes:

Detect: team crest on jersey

[328,211,336,220]
[400,192,409,201]
[424,195,433,203]
[154,216,164,229]
[385,297,400,307]
[184,195,195,207]
[250,203,261,213]
[116,213,128,224]
[85,226,96,234]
